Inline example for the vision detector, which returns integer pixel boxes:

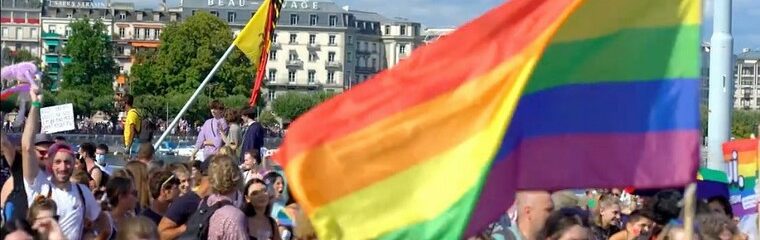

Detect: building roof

[349,10,391,23]
[737,50,760,60]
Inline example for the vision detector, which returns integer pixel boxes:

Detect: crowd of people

[472,189,759,240]
[1,90,759,240]
[0,89,294,240]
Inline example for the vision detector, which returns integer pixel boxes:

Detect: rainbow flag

[722,139,759,217]
[275,0,701,239]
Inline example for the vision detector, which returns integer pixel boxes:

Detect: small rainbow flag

[275,0,701,238]
[722,139,759,217]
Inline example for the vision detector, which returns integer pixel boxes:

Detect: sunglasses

[248,189,267,197]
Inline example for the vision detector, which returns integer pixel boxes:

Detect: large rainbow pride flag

[275,0,701,239]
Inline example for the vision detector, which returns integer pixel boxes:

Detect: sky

[136,0,760,51]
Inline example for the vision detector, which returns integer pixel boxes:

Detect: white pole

[153,44,235,149]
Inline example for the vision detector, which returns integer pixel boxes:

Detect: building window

[289,34,297,43]
[156,29,161,38]
[328,52,335,62]
[309,34,316,44]
[348,36,353,44]
[384,25,390,35]
[371,59,376,69]
[399,44,406,54]
[48,25,56,33]
[1,27,7,37]
[65,26,71,37]
[118,28,125,37]
[290,14,299,25]
[269,50,277,60]
[135,28,141,39]
[227,12,236,23]
[289,51,298,61]
[268,69,277,82]
[327,71,335,84]
[15,28,22,39]
[347,52,352,63]
[363,42,368,51]
[308,70,316,83]
[372,43,377,52]
[288,70,296,83]
[310,15,318,26]
[308,52,317,62]
[49,45,57,53]
[119,12,126,20]
[328,35,335,45]
[329,15,337,26]
[400,25,407,35]
[210,11,218,17]
[30,28,37,39]
[66,13,73,18]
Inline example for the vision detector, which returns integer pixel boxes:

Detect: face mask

[95,154,105,164]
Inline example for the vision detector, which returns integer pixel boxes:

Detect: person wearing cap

[1,131,55,225]
[19,86,110,240]
[158,159,212,240]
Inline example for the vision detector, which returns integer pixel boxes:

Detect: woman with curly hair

[205,154,247,239]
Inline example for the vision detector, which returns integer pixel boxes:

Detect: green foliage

[732,110,760,138]
[52,89,93,114]
[220,95,249,110]
[91,94,116,114]
[271,91,335,121]
[61,19,117,96]
[258,110,278,128]
[130,12,252,98]
[1,48,41,66]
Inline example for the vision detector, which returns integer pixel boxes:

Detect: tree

[258,110,278,128]
[1,48,41,67]
[61,18,117,96]
[271,91,337,121]
[732,110,760,138]
[130,12,252,98]
[53,89,94,114]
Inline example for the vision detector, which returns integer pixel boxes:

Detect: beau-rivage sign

[49,0,107,8]
[206,0,319,9]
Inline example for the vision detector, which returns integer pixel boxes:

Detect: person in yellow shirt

[123,94,141,154]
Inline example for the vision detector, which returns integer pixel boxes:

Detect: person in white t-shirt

[19,86,111,240]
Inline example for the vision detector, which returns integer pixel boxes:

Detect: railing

[325,61,342,69]
[286,59,304,67]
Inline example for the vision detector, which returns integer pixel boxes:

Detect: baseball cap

[34,134,54,146]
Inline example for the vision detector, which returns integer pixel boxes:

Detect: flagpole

[153,44,235,149]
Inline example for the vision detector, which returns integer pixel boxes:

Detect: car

[157,141,177,156]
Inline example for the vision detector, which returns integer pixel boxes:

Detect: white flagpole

[153,44,235,149]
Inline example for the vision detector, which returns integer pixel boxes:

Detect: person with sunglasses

[243,178,282,240]
[142,170,180,225]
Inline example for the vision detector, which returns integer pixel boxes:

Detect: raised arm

[21,87,41,183]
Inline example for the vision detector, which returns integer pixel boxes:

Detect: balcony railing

[286,59,304,68]
[325,61,342,69]
[307,43,320,51]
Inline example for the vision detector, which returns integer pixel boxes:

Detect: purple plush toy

[1,62,41,127]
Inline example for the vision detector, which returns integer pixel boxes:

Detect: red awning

[12,18,25,23]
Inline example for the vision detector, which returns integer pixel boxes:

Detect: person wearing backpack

[179,154,246,240]
[123,94,141,155]
[18,86,111,240]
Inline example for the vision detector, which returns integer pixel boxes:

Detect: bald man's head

[516,191,554,240]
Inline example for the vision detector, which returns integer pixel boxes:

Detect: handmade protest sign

[40,103,75,134]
